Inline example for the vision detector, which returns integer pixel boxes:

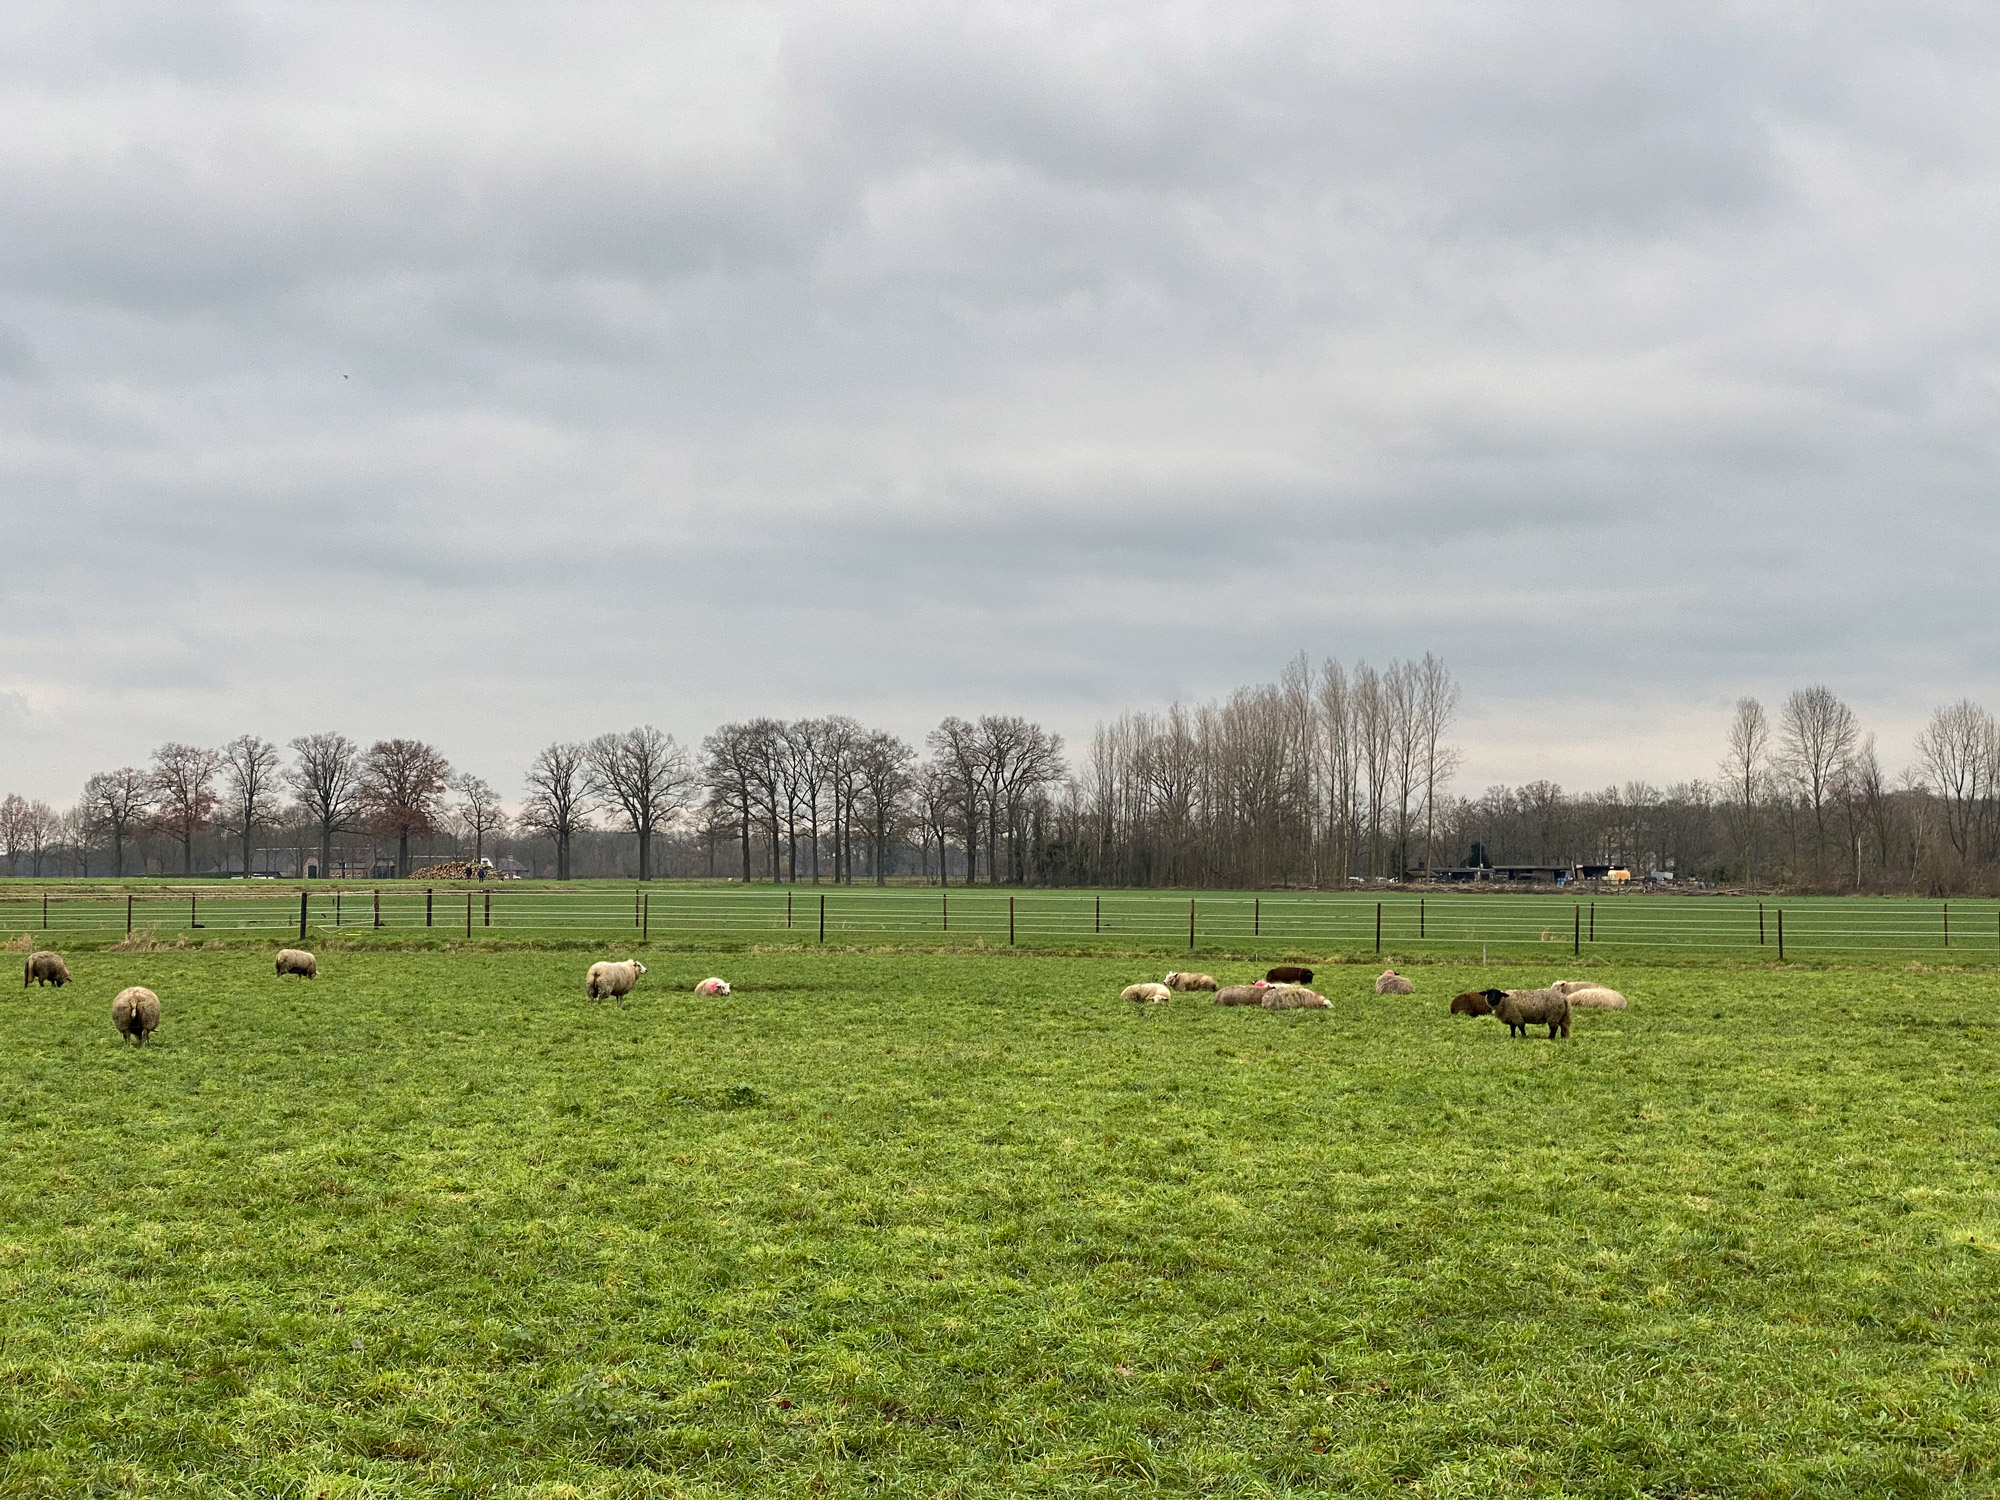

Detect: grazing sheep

[1214,983,1269,1006]
[112,986,161,1046]
[23,950,69,987]
[585,959,647,1000]
[1493,987,1570,1040]
[1451,988,1503,1017]
[1121,982,1173,1004]
[1261,984,1331,1010]
[1374,969,1415,995]
[694,976,731,996]
[1163,971,1219,991]
[274,948,317,979]
[1264,965,1314,985]
[1552,979,1628,1010]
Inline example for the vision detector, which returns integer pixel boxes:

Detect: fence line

[2,887,1996,960]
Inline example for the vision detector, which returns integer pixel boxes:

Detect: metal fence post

[819,893,826,943]
[1095,894,1100,934]
[1375,902,1382,953]
[190,892,198,930]
[1589,901,1595,942]
[1759,902,1764,946]
[485,890,491,928]
[787,891,793,929]
[126,894,133,937]
[374,889,381,929]
[299,890,308,941]
[942,892,948,931]
[41,892,47,928]
[1777,908,1785,961]
[1419,897,1424,939]
[642,893,649,941]
[1189,898,1195,950]
[1944,901,1950,949]
[1009,896,1016,945]
[1255,896,1261,936]
[426,888,433,928]
[1573,904,1580,956]
[466,893,473,938]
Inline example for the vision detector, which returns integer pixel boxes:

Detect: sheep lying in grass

[1214,983,1268,1006]
[586,959,647,1000]
[1261,984,1331,1010]
[1374,969,1415,995]
[1494,987,1570,1039]
[694,976,731,996]
[274,948,317,978]
[1552,979,1627,1009]
[112,986,161,1046]
[1121,982,1172,1004]
[1264,965,1314,985]
[1163,971,1219,991]
[24,950,68,987]
[1451,989,1503,1016]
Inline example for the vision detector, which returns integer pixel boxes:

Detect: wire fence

[4,886,1998,961]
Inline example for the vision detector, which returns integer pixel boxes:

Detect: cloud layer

[3,0,1995,800]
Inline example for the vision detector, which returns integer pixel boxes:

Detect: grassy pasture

[3,948,1999,1498]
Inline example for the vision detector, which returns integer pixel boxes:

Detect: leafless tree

[148,742,224,875]
[521,742,595,880]
[1912,699,1995,867]
[1775,685,1859,885]
[927,717,985,886]
[450,773,507,865]
[220,735,285,879]
[586,726,695,882]
[360,739,453,878]
[83,767,153,878]
[1719,696,1770,885]
[853,729,915,884]
[288,732,365,878]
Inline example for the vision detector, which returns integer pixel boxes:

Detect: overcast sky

[2,0,1995,804]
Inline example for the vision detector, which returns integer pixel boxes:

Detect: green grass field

[3,944,1999,1497]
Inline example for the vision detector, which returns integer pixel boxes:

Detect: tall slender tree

[288,732,364,878]
[522,742,595,879]
[82,768,152,878]
[220,735,285,879]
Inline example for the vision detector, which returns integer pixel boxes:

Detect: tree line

[8,665,2000,891]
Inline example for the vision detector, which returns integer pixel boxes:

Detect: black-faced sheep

[1121,982,1172,1004]
[1163,971,1219,991]
[1214,983,1268,1006]
[586,959,646,1000]
[1494,987,1570,1039]
[275,948,317,979]
[1552,979,1628,1009]
[1374,969,1415,995]
[1264,965,1314,985]
[24,950,69,987]
[1261,984,1331,1010]
[112,986,161,1046]
[1451,988,1503,1016]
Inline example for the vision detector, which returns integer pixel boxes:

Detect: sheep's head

[632,962,647,976]
[1480,988,1507,1004]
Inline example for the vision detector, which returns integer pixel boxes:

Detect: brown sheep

[1264,965,1314,985]
[1374,969,1415,995]
[1451,988,1502,1017]
[1261,985,1331,1010]
[275,948,317,978]
[1163,971,1219,991]
[1214,984,1268,1006]
[24,950,69,987]
[112,986,161,1046]
[1121,982,1172,1004]
[1494,987,1570,1039]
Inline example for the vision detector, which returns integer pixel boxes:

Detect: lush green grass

[3,948,1999,1496]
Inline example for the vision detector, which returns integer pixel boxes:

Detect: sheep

[1551,979,1628,1010]
[274,948,317,979]
[1264,965,1314,985]
[1451,988,1503,1016]
[1163,971,1219,991]
[1261,984,1331,1010]
[694,976,731,996]
[1121,982,1173,1004]
[1493,987,1570,1039]
[112,986,161,1046]
[24,950,69,987]
[1374,969,1415,995]
[1214,983,1269,1006]
[585,959,647,1000]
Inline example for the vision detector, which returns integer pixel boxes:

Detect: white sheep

[1261,984,1331,1010]
[1163,971,1219,991]
[586,959,647,1000]
[1551,979,1628,1009]
[1375,969,1415,995]
[112,986,161,1046]
[1121,982,1173,1004]
[275,948,317,978]
[24,950,69,987]
[694,976,731,996]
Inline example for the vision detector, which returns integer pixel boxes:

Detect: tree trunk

[398,829,410,878]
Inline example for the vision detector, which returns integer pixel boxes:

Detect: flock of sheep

[1121,964,1629,1039]
[25,941,1625,1047]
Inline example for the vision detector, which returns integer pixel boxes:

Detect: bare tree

[854,729,915,884]
[1912,699,1995,867]
[83,768,153,878]
[450,773,507,865]
[219,735,285,879]
[701,723,762,882]
[927,717,985,886]
[1413,653,1462,873]
[586,726,695,882]
[1719,696,1770,885]
[360,739,453,878]
[1775,685,1858,885]
[288,732,365,878]
[148,742,224,875]
[521,742,595,879]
